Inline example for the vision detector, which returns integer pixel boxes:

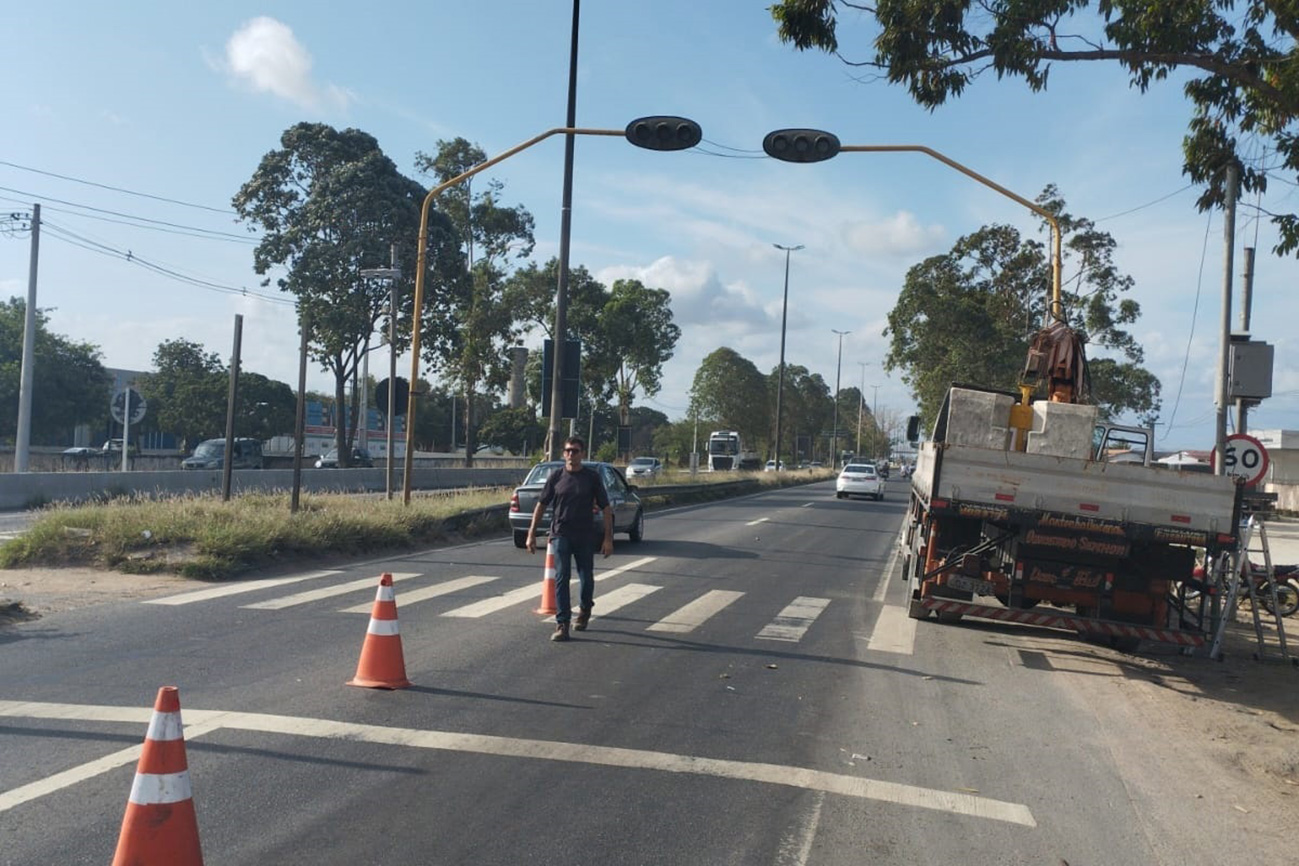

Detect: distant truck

[902,384,1240,649]
[707,431,761,471]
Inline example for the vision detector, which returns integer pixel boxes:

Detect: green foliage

[232,122,461,460]
[884,189,1159,428]
[0,298,111,445]
[767,363,832,462]
[689,347,769,447]
[477,406,545,455]
[413,138,536,464]
[603,279,681,431]
[771,0,1299,255]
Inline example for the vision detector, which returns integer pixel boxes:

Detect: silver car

[508,461,645,548]
[835,463,885,500]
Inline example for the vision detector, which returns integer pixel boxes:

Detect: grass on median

[0,469,837,582]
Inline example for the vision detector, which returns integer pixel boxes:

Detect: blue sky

[3,2,1296,452]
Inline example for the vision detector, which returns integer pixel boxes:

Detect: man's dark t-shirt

[539,466,610,539]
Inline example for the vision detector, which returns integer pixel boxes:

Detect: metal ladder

[1208,516,1291,662]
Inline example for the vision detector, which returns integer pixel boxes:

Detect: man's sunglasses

[563,447,582,454]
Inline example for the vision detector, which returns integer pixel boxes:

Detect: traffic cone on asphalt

[347,573,411,689]
[535,538,558,615]
[111,686,204,866]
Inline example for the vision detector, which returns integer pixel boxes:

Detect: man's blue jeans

[552,533,595,625]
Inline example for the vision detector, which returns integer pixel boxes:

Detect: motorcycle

[1184,561,1299,617]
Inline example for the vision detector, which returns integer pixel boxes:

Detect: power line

[0,159,236,214]
[40,220,292,307]
[0,184,257,242]
[1159,206,1215,443]
[0,193,257,244]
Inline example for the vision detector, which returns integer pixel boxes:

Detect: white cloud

[220,17,353,112]
[842,211,946,257]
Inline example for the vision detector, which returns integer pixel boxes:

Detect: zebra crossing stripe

[595,556,657,582]
[144,570,343,605]
[243,572,422,610]
[588,583,661,617]
[442,583,541,618]
[647,590,744,633]
[756,596,831,642]
[341,576,497,613]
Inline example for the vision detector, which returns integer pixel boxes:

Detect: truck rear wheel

[936,610,964,624]
[907,598,930,620]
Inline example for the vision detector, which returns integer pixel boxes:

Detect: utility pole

[546,0,581,460]
[871,385,880,459]
[772,243,803,472]
[831,329,850,468]
[1214,163,1238,475]
[1236,245,1255,436]
[856,361,866,457]
[14,204,40,473]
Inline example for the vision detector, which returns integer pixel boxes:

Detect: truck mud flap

[919,598,1205,647]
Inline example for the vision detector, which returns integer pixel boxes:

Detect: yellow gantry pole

[840,144,1064,324]
[402,126,624,504]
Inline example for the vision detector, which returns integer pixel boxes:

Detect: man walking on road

[526,436,614,642]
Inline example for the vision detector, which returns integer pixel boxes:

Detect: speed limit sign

[1216,433,1270,485]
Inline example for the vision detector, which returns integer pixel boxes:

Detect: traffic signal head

[625,116,702,151]
[763,128,840,163]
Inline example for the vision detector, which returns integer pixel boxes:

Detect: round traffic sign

[1216,433,1269,485]
[111,388,147,425]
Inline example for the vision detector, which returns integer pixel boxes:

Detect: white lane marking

[756,596,831,642]
[444,556,659,617]
[0,700,1035,827]
[144,570,343,605]
[647,590,744,633]
[873,542,902,603]
[776,790,825,866]
[442,583,539,618]
[865,605,918,655]
[801,502,814,508]
[746,517,770,526]
[341,575,497,613]
[587,583,660,617]
[0,719,222,813]
[243,572,421,610]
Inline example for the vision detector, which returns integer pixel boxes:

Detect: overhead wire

[0,184,257,243]
[0,159,237,214]
[40,219,292,307]
[1159,206,1215,441]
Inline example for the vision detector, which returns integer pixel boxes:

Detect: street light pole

[772,243,802,472]
[871,384,880,459]
[360,253,401,499]
[856,361,866,457]
[831,329,849,468]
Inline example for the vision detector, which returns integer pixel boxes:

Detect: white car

[764,460,786,472]
[836,463,885,500]
[626,456,663,479]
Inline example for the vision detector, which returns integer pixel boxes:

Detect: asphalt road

[0,478,1236,864]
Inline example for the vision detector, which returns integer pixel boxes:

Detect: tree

[601,279,681,458]
[884,188,1159,428]
[772,0,1299,254]
[235,372,297,442]
[233,122,461,467]
[689,348,769,449]
[136,339,226,449]
[414,138,535,465]
[766,364,831,463]
[477,406,545,456]
[0,298,111,445]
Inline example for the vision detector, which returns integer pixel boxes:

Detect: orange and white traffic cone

[347,573,411,689]
[111,686,204,866]
[534,538,558,615]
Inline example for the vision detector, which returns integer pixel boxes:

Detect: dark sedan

[315,447,374,468]
[508,461,644,548]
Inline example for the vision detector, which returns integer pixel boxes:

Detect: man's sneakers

[551,623,570,642]
[574,608,591,631]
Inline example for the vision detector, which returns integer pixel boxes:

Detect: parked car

[836,462,885,500]
[509,461,644,548]
[763,460,786,472]
[315,447,374,468]
[181,438,263,470]
[626,456,663,479]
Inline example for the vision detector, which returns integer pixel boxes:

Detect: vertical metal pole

[1215,164,1238,476]
[872,385,880,459]
[546,0,581,461]
[359,345,369,454]
[291,314,309,513]
[222,314,243,501]
[121,385,131,473]
[387,253,397,500]
[14,204,39,473]
[773,246,795,472]
[831,329,848,468]
[1236,246,1255,436]
[856,361,866,457]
